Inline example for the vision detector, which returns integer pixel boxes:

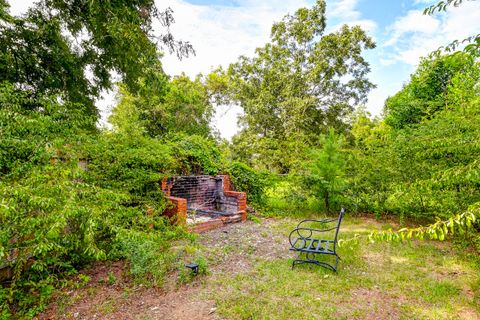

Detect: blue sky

[8,0,480,138]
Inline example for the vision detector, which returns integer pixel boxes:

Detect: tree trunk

[324,191,330,213]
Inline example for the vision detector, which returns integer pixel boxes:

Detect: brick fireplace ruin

[161,175,247,232]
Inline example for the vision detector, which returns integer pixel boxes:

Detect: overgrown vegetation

[1,0,479,318]
[0,1,217,316]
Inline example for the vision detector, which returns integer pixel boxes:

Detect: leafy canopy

[384,53,475,129]
[110,73,214,139]
[0,0,193,116]
[220,0,375,172]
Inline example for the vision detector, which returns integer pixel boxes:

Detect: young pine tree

[304,129,346,213]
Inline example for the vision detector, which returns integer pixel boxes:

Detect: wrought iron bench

[289,208,344,272]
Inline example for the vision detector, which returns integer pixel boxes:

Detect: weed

[107,272,117,285]
[248,214,262,224]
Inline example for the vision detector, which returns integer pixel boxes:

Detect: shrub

[168,134,222,175]
[227,161,270,206]
[83,133,174,211]
[0,89,213,315]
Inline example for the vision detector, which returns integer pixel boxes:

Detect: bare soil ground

[38,219,282,320]
[38,217,480,320]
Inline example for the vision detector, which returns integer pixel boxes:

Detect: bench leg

[292,252,340,272]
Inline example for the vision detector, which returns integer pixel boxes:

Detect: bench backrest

[333,208,345,251]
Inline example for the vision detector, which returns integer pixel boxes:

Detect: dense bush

[346,57,480,221]
[0,86,219,317]
[227,161,269,206]
[0,83,96,176]
[83,133,174,211]
[168,134,222,175]
[0,160,183,316]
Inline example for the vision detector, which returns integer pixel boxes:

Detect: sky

[7,0,480,139]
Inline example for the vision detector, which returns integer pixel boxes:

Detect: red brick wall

[161,178,173,196]
[160,174,248,227]
[222,175,247,221]
[163,196,187,225]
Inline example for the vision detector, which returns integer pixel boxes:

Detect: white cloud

[326,0,377,38]
[384,10,440,46]
[6,0,33,16]
[329,0,361,20]
[414,0,437,4]
[159,0,309,78]
[384,1,480,66]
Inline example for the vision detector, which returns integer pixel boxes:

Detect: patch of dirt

[340,287,406,320]
[38,219,289,320]
[39,284,220,320]
[38,266,221,320]
[199,218,291,274]
[458,308,480,320]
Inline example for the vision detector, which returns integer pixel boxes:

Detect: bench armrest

[296,218,337,229]
[288,226,338,248]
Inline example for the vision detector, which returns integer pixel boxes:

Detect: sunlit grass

[193,216,480,320]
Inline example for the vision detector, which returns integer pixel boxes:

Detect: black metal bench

[289,208,344,272]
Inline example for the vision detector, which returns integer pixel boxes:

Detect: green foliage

[83,133,174,211]
[0,84,221,316]
[227,161,269,206]
[215,0,375,172]
[177,256,208,285]
[110,73,214,139]
[0,0,192,116]
[351,99,480,220]
[345,54,480,223]
[0,1,208,317]
[168,134,222,175]
[107,272,117,286]
[384,53,475,129]
[261,179,316,217]
[0,82,96,175]
[0,153,185,316]
[301,129,347,213]
[423,0,469,15]
[120,233,177,287]
[369,202,479,243]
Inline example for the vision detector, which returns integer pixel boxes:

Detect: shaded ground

[39,217,480,320]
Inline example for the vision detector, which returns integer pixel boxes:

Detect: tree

[0,0,193,117]
[384,53,475,129]
[346,55,480,220]
[110,73,215,138]
[302,129,346,213]
[218,0,375,172]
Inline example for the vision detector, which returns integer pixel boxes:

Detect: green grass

[190,216,480,320]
